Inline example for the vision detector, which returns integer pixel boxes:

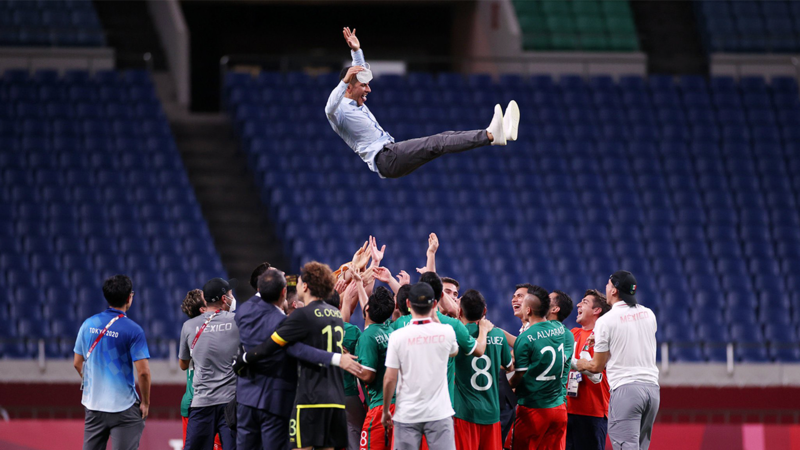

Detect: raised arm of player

[416,233,438,274]
[374,267,402,294]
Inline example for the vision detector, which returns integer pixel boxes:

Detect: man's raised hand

[373,267,392,283]
[369,235,386,265]
[342,66,365,84]
[427,233,439,255]
[343,27,360,51]
[397,270,410,286]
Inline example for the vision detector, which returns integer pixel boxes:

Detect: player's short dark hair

[419,272,443,300]
[516,283,549,318]
[460,289,485,321]
[441,277,459,289]
[103,274,132,307]
[250,262,271,290]
[552,290,574,322]
[258,268,286,304]
[585,289,611,316]
[396,284,411,315]
[410,302,433,316]
[367,286,394,324]
[301,261,336,299]
[324,291,341,309]
[181,289,205,318]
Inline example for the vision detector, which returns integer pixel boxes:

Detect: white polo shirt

[385,317,457,423]
[593,301,659,391]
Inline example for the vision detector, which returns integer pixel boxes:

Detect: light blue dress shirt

[325,49,394,176]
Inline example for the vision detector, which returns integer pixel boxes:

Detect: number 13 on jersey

[322,325,344,352]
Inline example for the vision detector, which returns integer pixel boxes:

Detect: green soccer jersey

[390,314,411,330]
[181,367,194,418]
[514,320,574,409]
[355,323,394,408]
[454,324,512,425]
[437,311,478,402]
[389,311,477,402]
[342,322,362,397]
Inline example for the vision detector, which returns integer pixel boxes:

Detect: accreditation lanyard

[81,313,124,390]
[191,310,221,352]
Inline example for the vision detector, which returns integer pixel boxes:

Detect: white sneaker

[504,100,520,141]
[487,104,506,146]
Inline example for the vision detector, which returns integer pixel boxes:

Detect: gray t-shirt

[179,310,239,408]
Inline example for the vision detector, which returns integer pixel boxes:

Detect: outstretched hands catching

[343,27,360,52]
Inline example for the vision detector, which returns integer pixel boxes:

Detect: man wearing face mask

[180,278,240,450]
[325,27,520,179]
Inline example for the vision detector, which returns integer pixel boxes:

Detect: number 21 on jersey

[536,343,565,381]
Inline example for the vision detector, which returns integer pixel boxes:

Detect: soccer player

[326,27,520,179]
[566,289,611,450]
[233,261,352,450]
[453,290,512,450]
[506,284,574,450]
[382,282,458,450]
[393,272,489,403]
[576,271,660,450]
[548,290,574,323]
[354,286,396,450]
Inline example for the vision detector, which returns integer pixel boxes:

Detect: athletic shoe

[487,104,506,146]
[503,100,520,141]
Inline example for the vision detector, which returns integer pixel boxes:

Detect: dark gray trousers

[83,402,145,450]
[375,130,491,178]
[608,382,660,450]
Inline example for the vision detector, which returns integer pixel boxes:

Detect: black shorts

[290,404,348,449]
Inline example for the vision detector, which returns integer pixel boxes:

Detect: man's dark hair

[367,286,394,324]
[419,272,443,300]
[585,289,611,316]
[324,291,341,309]
[516,283,550,318]
[250,262,271,290]
[552,290,574,322]
[103,274,132,308]
[410,302,433,316]
[396,284,411,316]
[301,261,335,299]
[460,289,486,322]
[258,267,286,304]
[441,277,460,289]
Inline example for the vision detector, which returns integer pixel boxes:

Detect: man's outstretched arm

[325,27,365,118]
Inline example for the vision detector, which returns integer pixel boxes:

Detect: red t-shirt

[566,328,610,418]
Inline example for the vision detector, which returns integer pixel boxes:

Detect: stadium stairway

[92,0,167,70]
[630,0,707,75]
[168,112,290,299]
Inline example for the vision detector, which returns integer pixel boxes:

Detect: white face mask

[356,63,372,84]
[228,294,237,312]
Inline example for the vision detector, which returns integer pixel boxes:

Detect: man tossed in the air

[325,27,520,179]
